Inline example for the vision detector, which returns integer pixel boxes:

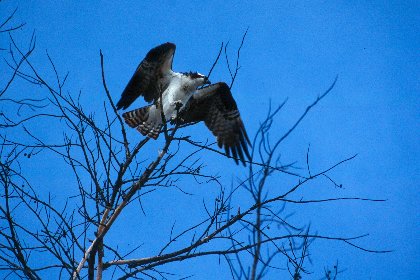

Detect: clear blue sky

[2,1,419,279]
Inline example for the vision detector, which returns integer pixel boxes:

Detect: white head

[185,72,211,87]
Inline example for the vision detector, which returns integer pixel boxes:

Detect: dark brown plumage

[116,42,176,109]
[118,43,251,165]
[180,82,251,165]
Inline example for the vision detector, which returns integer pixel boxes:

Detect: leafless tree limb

[0,19,388,279]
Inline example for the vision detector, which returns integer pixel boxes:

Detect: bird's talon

[171,100,183,110]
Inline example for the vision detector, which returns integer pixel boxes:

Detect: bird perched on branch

[116,42,251,165]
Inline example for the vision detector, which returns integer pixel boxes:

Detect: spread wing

[116,42,176,110]
[182,82,251,165]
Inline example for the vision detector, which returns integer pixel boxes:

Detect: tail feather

[122,106,149,128]
[122,106,162,139]
[137,121,162,139]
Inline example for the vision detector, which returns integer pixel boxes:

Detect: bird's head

[185,72,211,87]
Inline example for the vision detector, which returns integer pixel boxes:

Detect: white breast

[161,73,194,119]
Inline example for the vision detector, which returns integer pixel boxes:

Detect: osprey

[116,42,251,165]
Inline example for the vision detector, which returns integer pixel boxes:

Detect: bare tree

[0,7,389,280]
